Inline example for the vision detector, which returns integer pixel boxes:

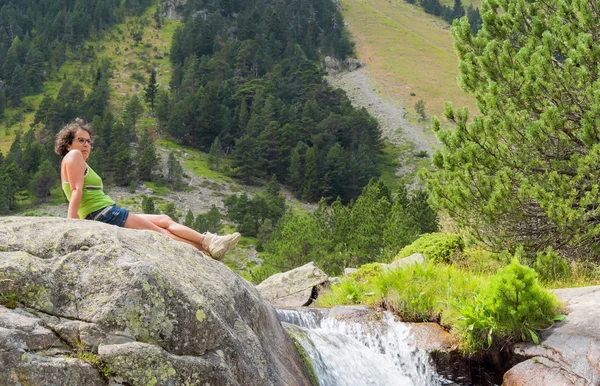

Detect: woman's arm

[64,150,86,219]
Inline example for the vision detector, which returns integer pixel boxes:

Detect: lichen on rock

[0,217,315,386]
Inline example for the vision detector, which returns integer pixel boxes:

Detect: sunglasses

[74,137,93,145]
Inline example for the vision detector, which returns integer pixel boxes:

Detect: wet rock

[408,322,456,352]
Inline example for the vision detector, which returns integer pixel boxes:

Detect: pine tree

[141,196,156,214]
[8,64,25,106]
[136,130,159,181]
[233,134,263,184]
[428,0,600,258]
[324,143,346,201]
[383,199,420,259]
[184,209,195,227]
[288,143,306,197]
[451,0,465,20]
[0,89,6,116]
[155,90,171,128]
[167,151,184,190]
[207,137,224,171]
[145,69,159,113]
[30,160,58,202]
[114,144,133,186]
[407,190,439,234]
[302,146,320,202]
[162,202,179,222]
[125,95,144,128]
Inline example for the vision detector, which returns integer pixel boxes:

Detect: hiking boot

[202,232,241,261]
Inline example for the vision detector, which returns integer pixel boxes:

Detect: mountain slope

[339,0,476,119]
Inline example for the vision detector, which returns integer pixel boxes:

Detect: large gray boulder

[503,285,600,385]
[256,262,328,308]
[324,56,342,75]
[0,217,314,386]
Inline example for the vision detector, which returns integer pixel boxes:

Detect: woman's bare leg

[134,214,205,244]
[123,213,203,250]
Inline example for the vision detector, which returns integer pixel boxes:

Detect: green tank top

[62,164,115,219]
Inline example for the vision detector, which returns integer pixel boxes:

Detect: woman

[55,118,240,260]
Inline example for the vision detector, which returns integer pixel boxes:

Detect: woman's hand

[64,150,86,219]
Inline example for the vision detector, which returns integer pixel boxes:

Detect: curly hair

[54,118,94,157]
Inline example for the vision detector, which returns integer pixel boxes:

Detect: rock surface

[384,253,425,270]
[163,0,187,19]
[0,217,313,386]
[503,286,600,386]
[256,262,329,308]
[323,56,342,75]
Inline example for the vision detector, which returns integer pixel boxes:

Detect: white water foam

[278,309,441,386]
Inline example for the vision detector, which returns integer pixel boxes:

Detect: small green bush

[454,259,561,353]
[395,233,464,263]
[349,263,383,282]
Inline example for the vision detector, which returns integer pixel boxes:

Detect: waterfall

[278,309,444,386]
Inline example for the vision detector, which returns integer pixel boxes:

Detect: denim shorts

[85,205,130,227]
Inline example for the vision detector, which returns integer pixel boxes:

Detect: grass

[339,0,477,120]
[144,181,171,196]
[159,139,235,182]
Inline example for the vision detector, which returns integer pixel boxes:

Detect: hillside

[0,4,176,153]
[339,0,477,120]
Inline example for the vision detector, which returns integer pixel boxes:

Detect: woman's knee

[159,214,174,227]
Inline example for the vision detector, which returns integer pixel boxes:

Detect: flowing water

[278,309,445,386]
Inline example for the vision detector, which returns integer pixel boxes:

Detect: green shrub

[454,259,562,353]
[395,233,464,263]
[250,264,280,285]
[349,263,383,282]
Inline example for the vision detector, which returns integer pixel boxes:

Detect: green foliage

[136,130,159,181]
[141,196,156,214]
[454,259,561,353]
[166,151,184,190]
[144,69,158,112]
[161,202,178,222]
[318,256,562,354]
[396,233,464,263]
[207,137,224,172]
[124,95,144,128]
[414,99,426,121]
[263,180,438,276]
[225,182,286,237]
[250,263,281,285]
[30,159,58,203]
[532,248,572,285]
[192,205,222,234]
[160,0,383,202]
[428,0,600,260]
[318,262,484,324]
[183,209,194,227]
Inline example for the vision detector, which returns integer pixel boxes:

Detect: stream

[277,309,448,386]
